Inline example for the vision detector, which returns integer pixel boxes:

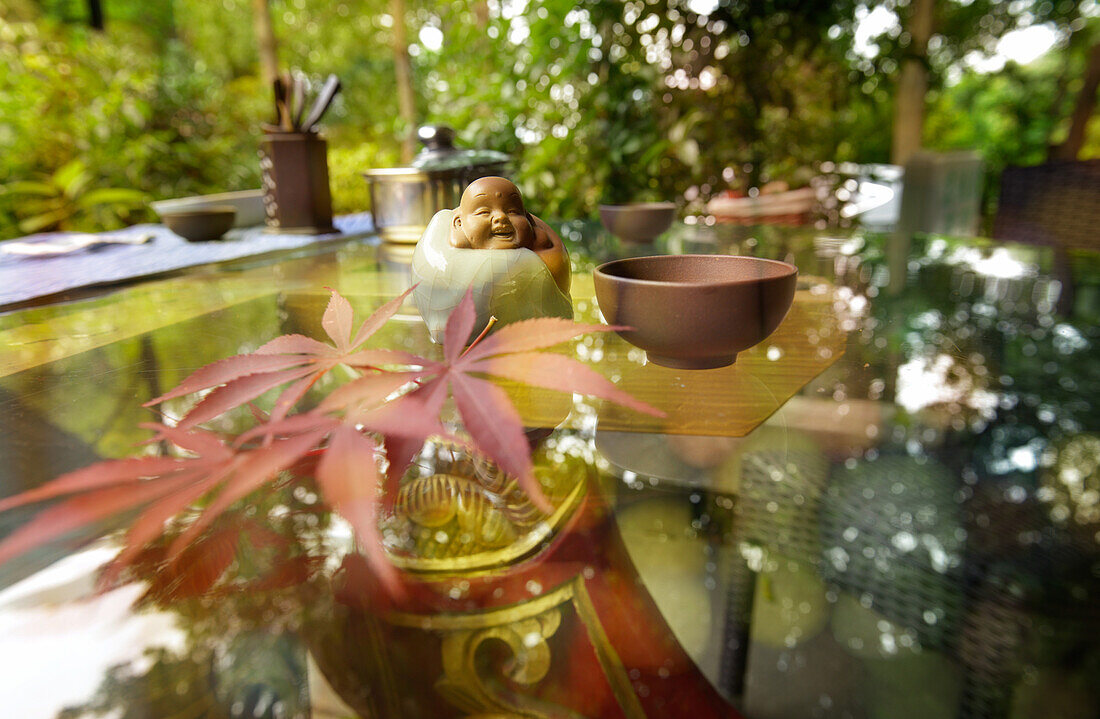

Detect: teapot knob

[417,125,457,151]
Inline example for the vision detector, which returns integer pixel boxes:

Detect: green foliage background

[0,0,1097,238]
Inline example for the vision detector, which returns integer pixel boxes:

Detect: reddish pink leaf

[460,318,617,363]
[167,430,328,561]
[341,348,438,370]
[468,352,665,417]
[166,538,237,599]
[355,399,446,441]
[141,424,234,461]
[334,552,399,611]
[249,554,322,591]
[177,365,316,430]
[449,373,550,512]
[285,448,323,482]
[145,354,307,406]
[234,413,338,447]
[0,457,193,513]
[319,371,426,413]
[100,466,234,588]
[240,520,290,550]
[376,376,451,491]
[147,524,240,601]
[270,373,321,423]
[402,373,451,418]
[380,434,424,510]
[350,285,418,348]
[364,373,451,436]
[322,290,355,352]
[0,475,194,566]
[315,426,377,505]
[316,426,400,596]
[254,334,335,356]
[443,288,477,363]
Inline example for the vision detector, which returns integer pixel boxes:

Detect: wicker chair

[993,160,1100,250]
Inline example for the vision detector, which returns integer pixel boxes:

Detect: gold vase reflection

[383,439,586,572]
[312,437,737,719]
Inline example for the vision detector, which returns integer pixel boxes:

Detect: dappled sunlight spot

[896,353,998,416]
[947,246,1033,280]
[1040,435,1100,533]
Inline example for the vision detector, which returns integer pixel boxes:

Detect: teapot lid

[410,125,508,172]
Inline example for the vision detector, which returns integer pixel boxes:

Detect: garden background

[1,0,1097,240]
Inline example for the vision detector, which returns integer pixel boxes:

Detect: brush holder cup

[260,132,336,234]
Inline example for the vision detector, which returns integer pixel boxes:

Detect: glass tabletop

[0,221,1097,719]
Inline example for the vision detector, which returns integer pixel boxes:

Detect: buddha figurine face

[451,177,537,251]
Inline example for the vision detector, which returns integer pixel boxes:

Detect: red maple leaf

[329,288,664,512]
[0,286,662,601]
[0,422,329,590]
[146,286,423,429]
[128,517,325,604]
[135,522,243,603]
[231,412,442,594]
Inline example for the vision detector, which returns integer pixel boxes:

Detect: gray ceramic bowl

[160,206,236,242]
[594,254,798,369]
[598,202,677,243]
[151,190,264,228]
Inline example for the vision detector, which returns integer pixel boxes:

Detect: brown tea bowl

[593,254,798,370]
[598,202,677,243]
[160,205,236,242]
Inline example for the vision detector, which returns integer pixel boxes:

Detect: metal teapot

[362,125,509,244]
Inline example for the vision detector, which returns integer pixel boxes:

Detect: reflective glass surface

[1,223,1098,719]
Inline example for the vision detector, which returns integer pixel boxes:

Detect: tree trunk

[1050,41,1100,161]
[392,0,418,163]
[251,0,280,90]
[891,0,935,166]
[1043,7,1083,151]
[87,0,104,30]
[474,0,489,28]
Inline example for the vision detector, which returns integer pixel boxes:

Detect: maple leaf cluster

[0,287,661,595]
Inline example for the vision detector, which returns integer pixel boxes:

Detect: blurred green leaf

[54,160,90,198]
[79,188,148,208]
[18,206,74,234]
[1,0,1093,238]
[0,181,56,197]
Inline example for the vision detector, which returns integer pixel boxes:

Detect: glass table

[0,220,1097,719]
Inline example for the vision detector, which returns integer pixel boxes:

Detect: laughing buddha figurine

[412,176,573,343]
